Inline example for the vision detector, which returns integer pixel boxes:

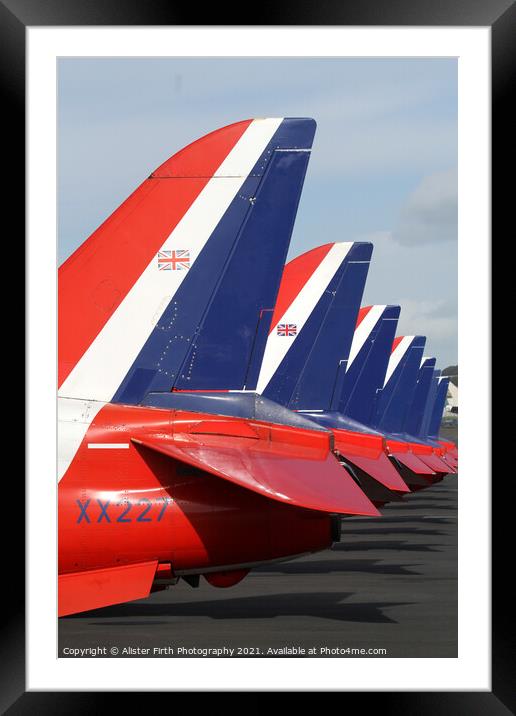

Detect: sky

[58,57,457,366]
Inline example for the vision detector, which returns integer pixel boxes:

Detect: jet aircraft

[58,118,381,617]
[58,117,456,616]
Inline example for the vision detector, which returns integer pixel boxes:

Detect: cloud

[357,232,458,366]
[397,299,457,368]
[396,299,457,340]
[58,57,458,188]
[392,168,457,246]
[393,299,457,366]
[57,59,458,363]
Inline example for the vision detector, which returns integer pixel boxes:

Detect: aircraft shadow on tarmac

[395,504,456,511]
[338,527,447,537]
[400,495,456,503]
[423,489,457,496]
[330,540,439,553]
[64,592,412,624]
[344,515,454,525]
[254,558,421,576]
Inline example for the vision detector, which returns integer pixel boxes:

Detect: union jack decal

[277,323,297,336]
[157,249,190,271]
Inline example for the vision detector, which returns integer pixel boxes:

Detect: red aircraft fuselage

[58,401,359,615]
[59,404,335,577]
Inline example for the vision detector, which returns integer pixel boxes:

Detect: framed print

[5,0,510,708]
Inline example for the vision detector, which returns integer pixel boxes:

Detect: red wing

[333,431,409,493]
[415,453,454,473]
[132,434,379,517]
[59,561,158,617]
[389,451,436,475]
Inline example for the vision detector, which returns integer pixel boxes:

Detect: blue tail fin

[404,356,437,437]
[371,335,426,434]
[427,375,450,439]
[338,304,400,425]
[419,368,440,439]
[105,118,316,405]
[258,242,372,410]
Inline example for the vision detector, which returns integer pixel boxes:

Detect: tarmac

[58,426,458,658]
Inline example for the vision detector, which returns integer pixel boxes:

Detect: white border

[27,27,490,691]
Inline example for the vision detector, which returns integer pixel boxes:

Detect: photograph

[56,56,459,659]
[7,5,501,700]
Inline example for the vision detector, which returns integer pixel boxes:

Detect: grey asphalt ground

[59,426,457,658]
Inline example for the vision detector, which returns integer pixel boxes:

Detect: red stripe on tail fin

[58,120,252,386]
[269,243,334,334]
[355,305,372,329]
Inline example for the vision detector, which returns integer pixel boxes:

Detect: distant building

[446,381,458,414]
[442,365,458,414]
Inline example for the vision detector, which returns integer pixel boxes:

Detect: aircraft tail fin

[404,356,437,437]
[427,375,450,439]
[59,118,316,404]
[372,335,426,434]
[257,242,372,410]
[419,369,440,438]
[338,304,400,425]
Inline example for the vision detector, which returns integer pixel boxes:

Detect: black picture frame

[7,0,509,709]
